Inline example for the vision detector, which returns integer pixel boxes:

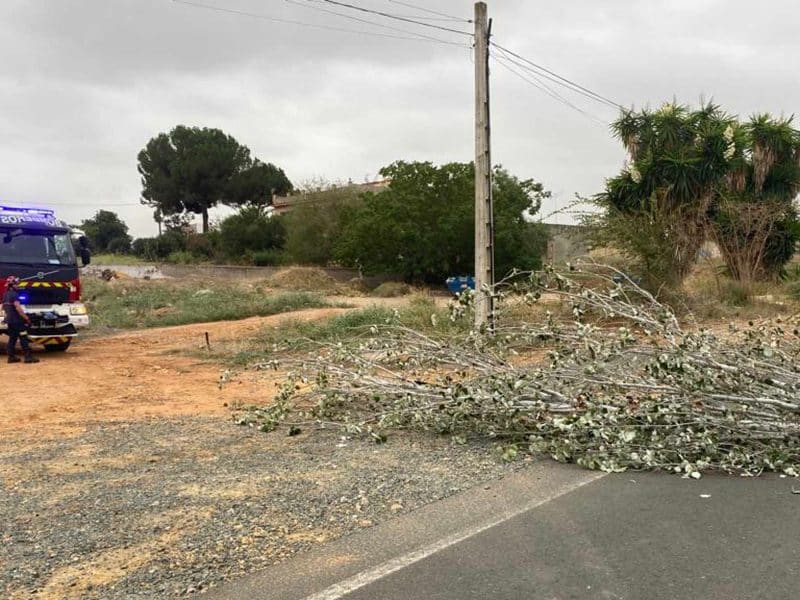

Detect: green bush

[281,184,364,266]
[166,250,199,264]
[335,161,548,282]
[584,205,684,290]
[218,206,285,262]
[252,249,283,266]
[719,281,752,306]
[131,230,186,260]
[185,233,217,259]
[106,237,131,255]
[371,281,410,297]
[131,237,156,258]
[786,280,800,300]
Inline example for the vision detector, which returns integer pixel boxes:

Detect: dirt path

[0,294,523,600]
[0,307,351,436]
[0,293,443,436]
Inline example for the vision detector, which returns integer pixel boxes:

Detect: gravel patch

[0,416,527,599]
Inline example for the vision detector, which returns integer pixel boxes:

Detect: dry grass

[371,281,411,298]
[679,259,796,320]
[267,267,342,293]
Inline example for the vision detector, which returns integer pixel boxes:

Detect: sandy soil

[0,307,351,437]
[0,294,522,600]
[0,294,447,437]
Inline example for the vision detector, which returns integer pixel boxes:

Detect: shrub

[218,207,285,261]
[584,204,687,291]
[252,249,283,266]
[131,230,186,260]
[786,280,800,300]
[281,183,364,266]
[719,281,752,306]
[166,250,199,264]
[335,161,548,282]
[185,233,217,259]
[371,281,410,297]
[268,267,340,293]
[106,237,131,254]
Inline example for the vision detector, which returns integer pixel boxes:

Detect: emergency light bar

[0,205,65,229]
[0,205,55,216]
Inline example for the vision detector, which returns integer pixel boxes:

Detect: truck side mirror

[76,236,91,266]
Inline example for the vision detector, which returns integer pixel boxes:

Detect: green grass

[90,254,150,266]
[211,295,469,365]
[83,278,332,331]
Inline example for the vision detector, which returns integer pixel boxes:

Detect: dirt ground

[0,296,521,599]
[0,307,353,438]
[0,293,430,437]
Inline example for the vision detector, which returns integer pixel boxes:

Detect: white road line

[304,471,607,600]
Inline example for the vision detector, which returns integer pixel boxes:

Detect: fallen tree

[234,264,800,478]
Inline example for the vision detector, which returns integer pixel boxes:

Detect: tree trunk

[202,209,209,234]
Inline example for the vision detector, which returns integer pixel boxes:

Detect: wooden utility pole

[474,1,494,331]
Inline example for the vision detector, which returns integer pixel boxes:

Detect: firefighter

[2,276,40,363]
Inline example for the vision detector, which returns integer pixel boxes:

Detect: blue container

[445,275,475,295]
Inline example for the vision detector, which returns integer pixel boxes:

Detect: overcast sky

[1,0,798,237]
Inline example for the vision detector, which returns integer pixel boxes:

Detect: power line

[171,0,466,46]
[491,41,623,110]
[492,45,616,112]
[315,0,473,37]
[491,51,608,126]
[282,0,469,47]
[385,0,471,23]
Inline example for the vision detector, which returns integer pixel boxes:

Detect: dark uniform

[3,280,38,363]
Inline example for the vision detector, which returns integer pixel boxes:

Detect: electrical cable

[385,0,471,23]
[491,51,608,126]
[171,0,467,46]
[282,0,469,47]
[492,45,615,111]
[491,41,622,110]
[315,0,473,36]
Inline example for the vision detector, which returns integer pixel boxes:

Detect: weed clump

[268,267,340,293]
[371,282,411,297]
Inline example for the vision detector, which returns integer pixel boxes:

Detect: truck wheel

[44,341,72,352]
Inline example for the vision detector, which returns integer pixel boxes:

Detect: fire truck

[0,205,91,352]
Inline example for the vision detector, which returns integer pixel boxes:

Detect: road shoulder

[205,462,604,600]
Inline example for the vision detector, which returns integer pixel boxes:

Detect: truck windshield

[0,230,77,266]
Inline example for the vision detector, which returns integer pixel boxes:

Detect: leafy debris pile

[236,266,800,478]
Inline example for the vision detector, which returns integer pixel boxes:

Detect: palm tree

[595,102,735,285]
[594,104,800,287]
[711,114,800,280]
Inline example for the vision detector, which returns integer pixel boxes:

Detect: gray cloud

[1,0,798,235]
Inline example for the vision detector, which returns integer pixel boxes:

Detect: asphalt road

[210,466,800,600]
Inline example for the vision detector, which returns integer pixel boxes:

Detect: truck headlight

[70,304,88,316]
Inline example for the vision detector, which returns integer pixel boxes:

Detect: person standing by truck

[2,276,39,363]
